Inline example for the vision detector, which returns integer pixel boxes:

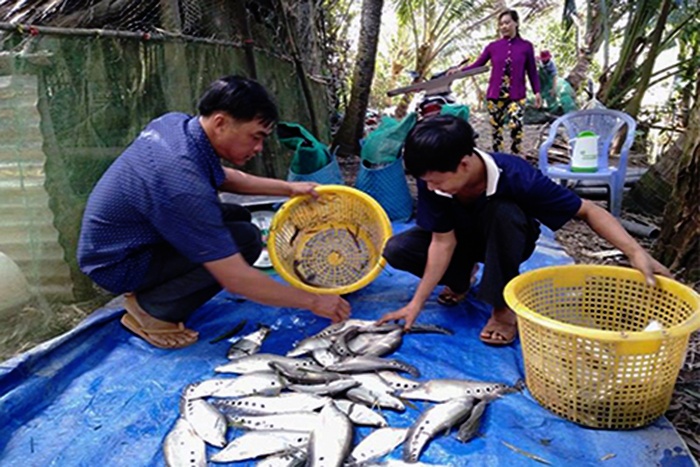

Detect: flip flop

[437,286,468,307]
[479,318,518,346]
[120,313,197,349]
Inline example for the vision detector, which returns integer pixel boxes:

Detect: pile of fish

[163,319,522,466]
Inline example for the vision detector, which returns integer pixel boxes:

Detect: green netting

[0,20,333,358]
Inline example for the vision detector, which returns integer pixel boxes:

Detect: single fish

[353,328,403,357]
[286,378,360,396]
[209,319,247,344]
[350,373,397,396]
[311,348,343,367]
[399,379,514,402]
[346,387,406,412]
[377,372,421,392]
[333,399,388,427]
[286,335,334,358]
[405,323,454,335]
[329,326,361,357]
[227,411,320,432]
[347,427,409,466]
[403,396,476,463]
[327,356,420,377]
[179,398,227,448]
[456,397,491,443]
[216,354,322,374]
[268,361,345,385]
[212,393,329,415]
[228,325,271,359]
[163,417,206,467]
[307,402,353,467]
[210,430,310,463]
[184,371,283,400]
[255,448,307,467]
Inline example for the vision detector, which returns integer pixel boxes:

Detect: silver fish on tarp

[333,399,388,427]
[403,396,476,463]
[327,356,420,377]
[227,412,320,432]
[216,354,322,374]
[268,361,345,385]
[286,335,334,357]
[455,396,493,443]
[212,393,329,416]
[377,371,421,392]
[163,417,206,467]
[308,402,353,467]
[329,326,361,357]
[349,328,404,357]
[184,371,283,400]
[287,379,361,396]
[255,448,307,467]
[228,325,271,360]
[399,378,515,402]
[179,398,227,448]
[346,386,406,412]
[210,430,310,463]
[311,348,343,367]
[346,427,409,466]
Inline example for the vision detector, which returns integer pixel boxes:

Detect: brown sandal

[120,313,197,349]
[479,318,518,346]
[437,286,468,306]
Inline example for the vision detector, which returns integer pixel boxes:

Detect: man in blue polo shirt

[377,115,670,345]
[78,76,350,349]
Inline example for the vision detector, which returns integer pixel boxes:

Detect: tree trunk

[565,0,610,91]
[623,0,673,117]
[654,96,700,282]
[332,0,384,156]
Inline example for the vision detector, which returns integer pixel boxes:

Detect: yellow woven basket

[504,265,700,429]
[268,185,392,295]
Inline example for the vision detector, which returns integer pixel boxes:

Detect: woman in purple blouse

[451,10,541,155]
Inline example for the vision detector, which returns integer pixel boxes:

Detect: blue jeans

[134,204,262,322]
[382,200,540,309]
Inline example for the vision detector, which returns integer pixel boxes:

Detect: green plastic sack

[277,122,331,175]
[558,79,578,114]
[440,103,470,122]
[360,113,418,166]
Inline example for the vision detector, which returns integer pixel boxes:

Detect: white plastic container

[571,130,599,172]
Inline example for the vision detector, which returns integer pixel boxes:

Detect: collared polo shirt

[416,151,582,234]
[77,113,238,293]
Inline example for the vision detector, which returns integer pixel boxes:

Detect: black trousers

[383,199,540,309]
[134,204,262,323]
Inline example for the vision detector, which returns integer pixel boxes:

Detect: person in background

[78,76,350,349]
[449,9,541,155]
[538,49,559,108]
[377,115,670,345]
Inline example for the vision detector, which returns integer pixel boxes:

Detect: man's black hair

[198,75,278,126]
[403,115,476,178]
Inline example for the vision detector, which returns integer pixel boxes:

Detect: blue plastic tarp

[0,225,696,466]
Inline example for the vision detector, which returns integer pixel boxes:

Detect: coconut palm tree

[332,0,385,156]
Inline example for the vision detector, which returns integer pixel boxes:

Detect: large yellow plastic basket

[504,265,700,429]
[268,185,392,295]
